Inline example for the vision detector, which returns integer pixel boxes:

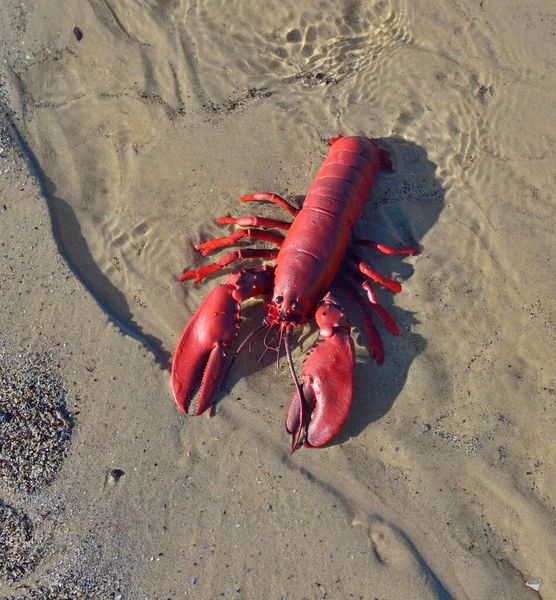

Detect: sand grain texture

[1,0,555,598]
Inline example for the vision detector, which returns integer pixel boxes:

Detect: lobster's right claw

[172,267,273,415]
[286,294,355,450]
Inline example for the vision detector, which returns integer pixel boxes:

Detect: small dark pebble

[73,26,83,41]
[108,469,125,484]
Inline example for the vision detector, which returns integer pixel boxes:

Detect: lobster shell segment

[287,294,355,449]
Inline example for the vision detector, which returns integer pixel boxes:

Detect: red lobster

[172,135,417,452]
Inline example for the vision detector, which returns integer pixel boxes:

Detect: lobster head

[266,293,312,327]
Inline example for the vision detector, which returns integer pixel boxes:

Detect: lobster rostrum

[172,135,418,453]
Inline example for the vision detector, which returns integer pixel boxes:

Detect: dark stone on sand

[108,468,125,483]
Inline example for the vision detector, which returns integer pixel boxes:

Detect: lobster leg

[239,192,299,217]
[354,239,418,256]
[172,266,274,415]
[352,273,399,337]
[180,248,278,283]
[352,254,402,293]
[338,278,385,365]
[286,293,355,451]
[349,239,418,334]
[217,216,291,230]
[196,229,285,256]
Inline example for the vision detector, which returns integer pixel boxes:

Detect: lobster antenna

[276,326,284,369]
[220,322,268,389]
[257,325,280,363]
[285,325,306,453]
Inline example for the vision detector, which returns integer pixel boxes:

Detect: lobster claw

[172,267,273,416]
[286,293,355,451]
[172,283,238,415]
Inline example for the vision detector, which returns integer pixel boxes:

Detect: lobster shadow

[223,137,444,445]
[335,136,443,444]
[7,117,172,369]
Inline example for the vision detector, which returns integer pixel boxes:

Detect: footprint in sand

[369,519,454,600]
[371,524,396,565]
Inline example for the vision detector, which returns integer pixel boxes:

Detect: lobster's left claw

[171,283,239,416]
[172,267,274,415]
[286,294,355,450]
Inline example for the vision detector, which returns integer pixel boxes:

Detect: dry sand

[1,0,555,598]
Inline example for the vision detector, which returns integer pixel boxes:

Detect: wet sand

[1,0,555,598]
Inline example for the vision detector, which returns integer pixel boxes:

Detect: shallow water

[4,0,555,597]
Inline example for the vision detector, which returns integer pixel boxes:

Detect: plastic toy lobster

[172,135,418,452]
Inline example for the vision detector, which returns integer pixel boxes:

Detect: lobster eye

[275,295,283,304]
[291,301,299,311]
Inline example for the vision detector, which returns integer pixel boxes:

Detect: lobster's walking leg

[196,229,285,256]
[338,279,385,365]
[349,240,418,333]
[349,271,399,336]
[239,192,299,217]
[354,239,419,256]
[352,255,402,294]
[286,293,355,451]
[368,301,398,336]
[180,248,279,283]
[172,266,274,415]
[217,216,291,230]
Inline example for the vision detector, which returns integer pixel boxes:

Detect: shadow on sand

[7,116,172,369]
